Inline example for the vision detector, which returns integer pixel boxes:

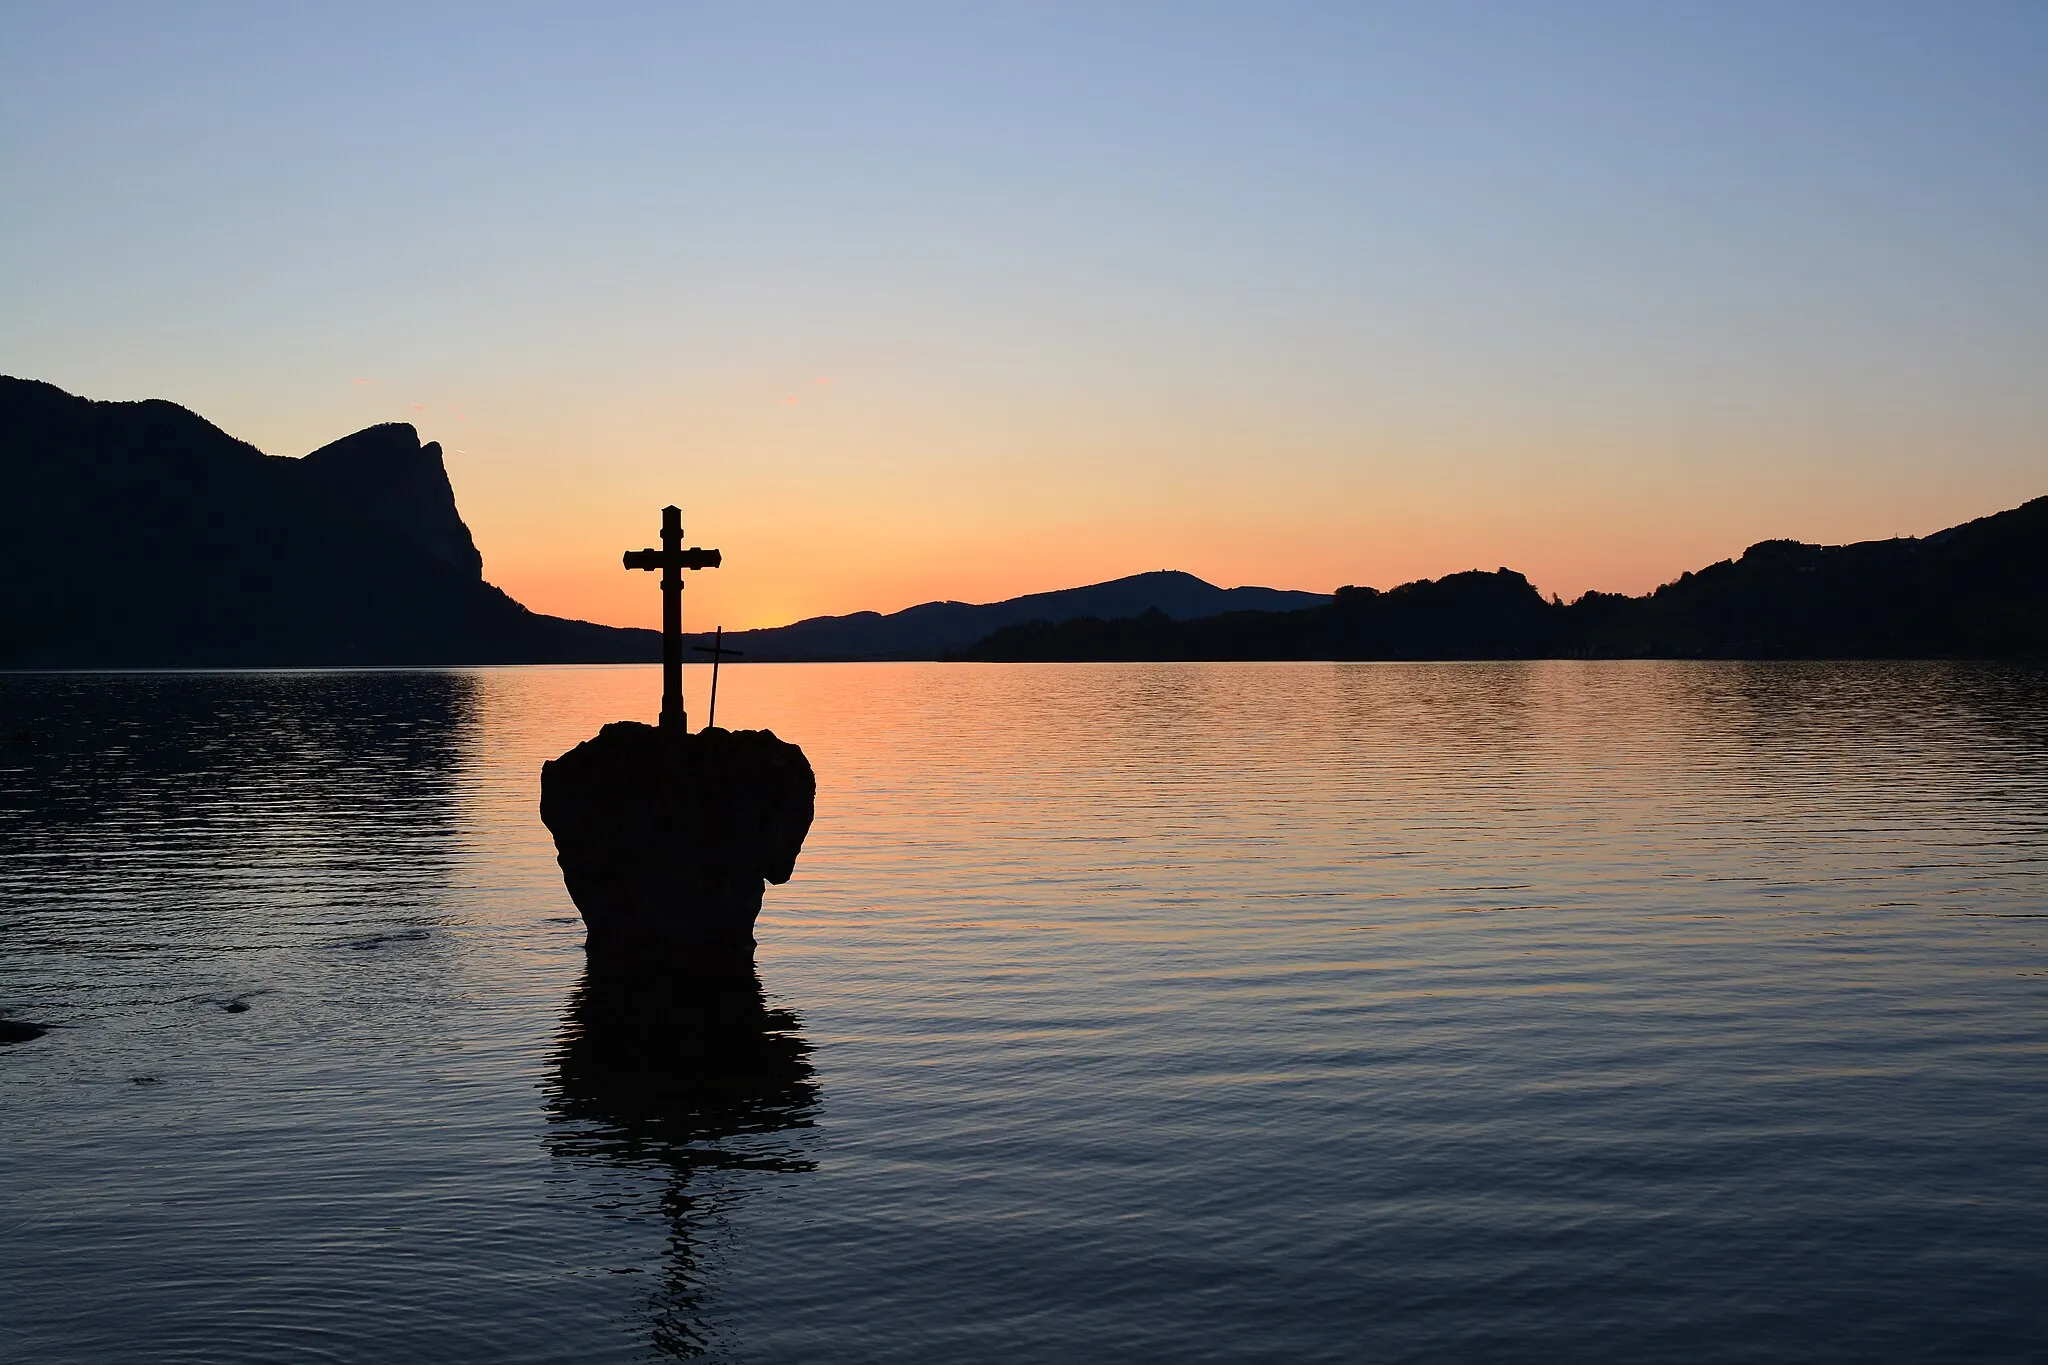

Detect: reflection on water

[2,668,474,823]
[546,968,818,1358]
[4,661,2047,1362]
[0,671,476,1051]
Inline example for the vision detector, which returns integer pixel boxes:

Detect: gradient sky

[4,3,2045,631]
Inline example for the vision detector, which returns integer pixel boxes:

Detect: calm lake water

[3,662,2046,1362]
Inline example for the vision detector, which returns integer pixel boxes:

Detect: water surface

[3,662,2046,1361]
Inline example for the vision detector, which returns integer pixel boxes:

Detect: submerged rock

[540,722,815,973]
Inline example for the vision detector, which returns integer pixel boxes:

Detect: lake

[3,661,2046,1362]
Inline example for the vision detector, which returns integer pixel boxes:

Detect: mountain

[300,423,486,578]
[690,571,1329,661]
[37,375,2019,670]
[962,568,1556,661]
[0,377,657,667]
[964,497,2048,661]
[0,378,1329,668]
[1563,500,2048,657]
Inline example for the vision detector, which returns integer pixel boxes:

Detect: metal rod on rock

[709,626,722,731]
[691,628,745,732]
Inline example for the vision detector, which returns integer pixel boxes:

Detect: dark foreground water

[2,662,2046,1362]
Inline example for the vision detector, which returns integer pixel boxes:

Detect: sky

[3,2,2045,631]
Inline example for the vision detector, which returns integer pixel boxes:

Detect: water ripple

[2,662,2046,1361]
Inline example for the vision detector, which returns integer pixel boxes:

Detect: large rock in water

[540,723,815,972]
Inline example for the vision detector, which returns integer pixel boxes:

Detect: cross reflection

[543,966,819,1358]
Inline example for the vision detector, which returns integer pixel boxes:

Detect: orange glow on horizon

[168,364,2048,637]
[477,487,2008,634]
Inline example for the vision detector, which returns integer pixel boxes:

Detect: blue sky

[4,2,2044,626]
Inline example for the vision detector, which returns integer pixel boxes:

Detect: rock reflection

[545,967,819,1358]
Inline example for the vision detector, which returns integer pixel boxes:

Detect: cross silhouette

[623,505,721,729]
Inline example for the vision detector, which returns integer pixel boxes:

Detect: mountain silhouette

[0,377,657,667]
[689,571,1329,661]
[1562,500,2048,657]
[299,423,486,578]
[964,497,2048,661]
[19,377,2030,668]
[0,379,1326,667]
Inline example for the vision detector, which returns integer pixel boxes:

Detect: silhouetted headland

[0,377,656,666]
[964,495,2048,661]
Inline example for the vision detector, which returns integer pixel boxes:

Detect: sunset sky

[4,3,2045,631]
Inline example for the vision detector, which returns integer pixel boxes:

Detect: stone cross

[623,505,721,729]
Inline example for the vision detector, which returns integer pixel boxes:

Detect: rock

[540,722,815,973]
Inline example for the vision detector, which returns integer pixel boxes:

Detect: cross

[623,505,721,729]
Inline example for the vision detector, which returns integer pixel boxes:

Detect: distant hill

[0,378,1328,668]
[692,571,1329,661]
[0,377,657,667]
[964,497,2048,661]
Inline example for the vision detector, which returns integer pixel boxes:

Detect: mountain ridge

[0,379,1328,667]
[11,377,2038,667]
[963,496,2048,661]
[691,571,1329,661]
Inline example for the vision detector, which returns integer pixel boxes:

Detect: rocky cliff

[0,376,657,666]
[300,423,484,578]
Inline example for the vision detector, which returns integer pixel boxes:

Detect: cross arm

[621,547,723,571]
